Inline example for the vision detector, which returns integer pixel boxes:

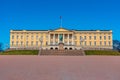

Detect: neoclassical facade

[10,28,113,50]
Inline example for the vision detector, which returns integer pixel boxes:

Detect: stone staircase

[39,50,85,56]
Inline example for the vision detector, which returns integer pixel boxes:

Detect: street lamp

[38,37,43,55]
[80,37,85,50]
[5,44,9,51]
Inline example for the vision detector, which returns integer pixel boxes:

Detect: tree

[113,40,120,50]
[0,43,3,52]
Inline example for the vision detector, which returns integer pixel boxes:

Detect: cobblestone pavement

[0,56,120,80]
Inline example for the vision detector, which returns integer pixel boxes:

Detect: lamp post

[80,37,85,50]
[5,44,9,50]
[38,37,43,55]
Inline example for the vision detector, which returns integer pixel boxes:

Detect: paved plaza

[0,56,120,80]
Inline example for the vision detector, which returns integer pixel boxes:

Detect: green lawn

[85,50,120,55]
[1,50,120,56]
[0,50,39,55]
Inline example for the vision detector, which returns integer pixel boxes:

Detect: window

[50,41,53,45]
[80,36,82,40]
[21,41,23,46]
[94,36,96,40]
[104,36,106,40]
[74,36,77,39]
[65,34,68,39]
[31,41,33,46]
[26,35,29,40]
[94,41,96,46]
[109,41,111,46]
[100,36,102,40]
[17,35,19,39]
[89,36,92,40]
[84,36,86,40]
[31,35,34,40]
[36,41,38,46]
[16,41,18,46]
[69,41,72,45]
[46,36,48,39]
[26,41,28,46]
[104,41,106,45]
[12,41,14,46]
[69,34,72,39]
[21,36,23,39]
[46,42,48,45]
[75,41,77,45]
[80,42,82,45]
[108,36,111,40]
[89,41,92,46]
[36,35,38,40]
[12,35,14,39]
[84,41,86,46]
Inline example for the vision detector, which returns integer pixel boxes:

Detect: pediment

[54,28,70,32]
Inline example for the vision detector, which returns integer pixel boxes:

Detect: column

[72,34,74,45]
[53,34,55,45]
[58,34,59,43]
[63,34,64,43]
[68,34,69,45]
[48,34,50,45]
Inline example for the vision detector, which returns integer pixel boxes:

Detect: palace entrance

[59,43,64,50]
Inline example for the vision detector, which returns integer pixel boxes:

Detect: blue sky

[0,0,120,48]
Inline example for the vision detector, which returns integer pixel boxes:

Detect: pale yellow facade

[10,28,113,50]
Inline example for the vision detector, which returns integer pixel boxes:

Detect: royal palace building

[10,28,113,50]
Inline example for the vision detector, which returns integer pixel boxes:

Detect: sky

[0,0,120,48]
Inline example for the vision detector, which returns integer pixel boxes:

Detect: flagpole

[60,16,62,28]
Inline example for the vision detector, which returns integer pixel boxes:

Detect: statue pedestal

[59,43,64,50]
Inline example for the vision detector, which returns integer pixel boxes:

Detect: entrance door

[59,43,64,50]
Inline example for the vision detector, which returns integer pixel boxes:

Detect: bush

[0,50,39,55]
[85,50,120,55]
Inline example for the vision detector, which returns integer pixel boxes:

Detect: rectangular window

[31,36,34,40]
[94,41,96,46]
[21,36,23,39]
[17,35,19,39]
[36,36,38,40]
[104,36,106,40]
[12,41,14,46]
[89,36,92,40]
[21,41,23,46]
[26,41,28,46]
[31,41,33,46]
[80,36,82,40]
[46,36,48,39]
[74,36,77,39]
[12,35,14,39]
[16,41,18,46]
[69,34,72,39]
[100,36,102,40]
[104,41,106,45]
[108,36,111,40]
[80,42,82,45]
[84,36,86,40]
[89,41,92,46]
[84,41,86,46]
[36,41,38,46]
[75,41,77,45]
[94,36,96,40]
[109,41,111,46]
[26,35,29,40]
[46,42,48,45]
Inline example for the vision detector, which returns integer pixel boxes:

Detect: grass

[0,50,120,56]
[0,50,39,55]
[85,50,120,55]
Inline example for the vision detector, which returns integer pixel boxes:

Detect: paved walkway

[0,56,120,80]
